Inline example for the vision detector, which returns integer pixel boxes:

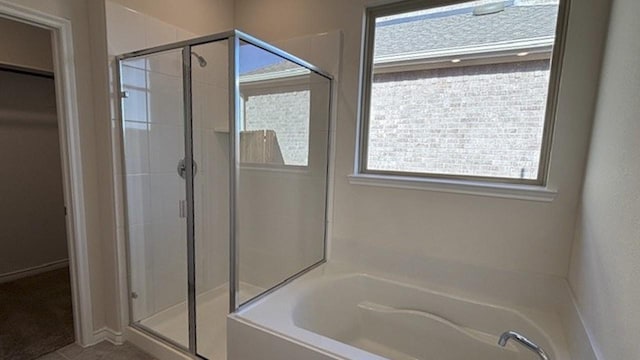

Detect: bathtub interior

[286,274,563,360]
[235,264,572,360]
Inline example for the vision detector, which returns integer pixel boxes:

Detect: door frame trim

[0,1,95,346]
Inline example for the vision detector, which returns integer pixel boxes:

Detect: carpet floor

[0,267,74,360]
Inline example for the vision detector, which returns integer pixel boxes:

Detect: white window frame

[355,0,571,191]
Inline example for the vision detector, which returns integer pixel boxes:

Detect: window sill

[347,173,557,202]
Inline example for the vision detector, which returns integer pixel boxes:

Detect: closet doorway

[0,16,73,360]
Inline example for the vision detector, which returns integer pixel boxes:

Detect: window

[358,0,568,185]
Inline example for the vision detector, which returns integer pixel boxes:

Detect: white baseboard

[92,327,125,346]
[0,259,69,284]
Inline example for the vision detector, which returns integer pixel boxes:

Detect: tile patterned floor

[36,341,156,360]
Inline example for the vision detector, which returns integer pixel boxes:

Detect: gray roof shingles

[374,5,559,58]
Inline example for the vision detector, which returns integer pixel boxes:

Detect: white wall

[568,0,640,358]
[0,69,67,278]
[234,0,611,278]
[0,16,52,72]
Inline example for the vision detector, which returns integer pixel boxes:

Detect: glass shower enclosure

[116,30,332,359]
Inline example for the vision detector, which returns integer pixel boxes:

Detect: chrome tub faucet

[498,330,551,360]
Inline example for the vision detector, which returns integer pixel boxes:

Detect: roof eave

[373,36,554,72]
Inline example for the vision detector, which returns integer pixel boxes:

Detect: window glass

[362,0,564,182]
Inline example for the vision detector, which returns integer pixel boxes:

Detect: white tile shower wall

[192,39,231,294]
[106,0,230,320]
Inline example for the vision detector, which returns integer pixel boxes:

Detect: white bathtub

[230,265,572,360]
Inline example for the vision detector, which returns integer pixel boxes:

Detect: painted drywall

[568,0,640,358]
[0,16,52,72]
[234,0,610,277]
[108,0,233,35]
[87,1,122,340]
[0,69,67,277]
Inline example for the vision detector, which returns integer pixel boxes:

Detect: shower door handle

[177,158,198,179]
[179,200,187,218]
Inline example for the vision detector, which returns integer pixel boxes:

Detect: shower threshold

[139,282,264,359]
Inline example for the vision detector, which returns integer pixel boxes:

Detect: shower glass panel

[191,39,231,359]
[119,48,189,348]
[236,40,331,306]
[117,30,332,359]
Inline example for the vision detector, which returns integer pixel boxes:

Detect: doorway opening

[0,16,73,360]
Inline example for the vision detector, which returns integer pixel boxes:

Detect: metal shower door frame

[116,29,333,359]
[227,31,334,315]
